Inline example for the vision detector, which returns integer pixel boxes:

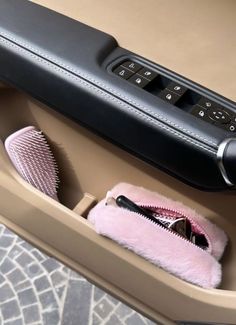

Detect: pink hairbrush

[5,126,59,201]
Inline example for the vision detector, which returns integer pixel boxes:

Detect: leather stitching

[0,35,216,155]
[0,31,218,148]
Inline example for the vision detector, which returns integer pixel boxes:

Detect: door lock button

[158,89,180,104]
[191,105,213,123]
[121,61,143,73]
[113,66,134,79]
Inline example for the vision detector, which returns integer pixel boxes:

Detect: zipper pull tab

[105,197,118,207]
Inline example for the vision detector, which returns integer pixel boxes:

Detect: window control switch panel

[112,59,236,133]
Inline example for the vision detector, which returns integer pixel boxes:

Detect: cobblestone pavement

[0,224,156,325]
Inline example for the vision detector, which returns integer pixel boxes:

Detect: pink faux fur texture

[106,183,228,261]
[88,199,221,288]
[88,183,228,288]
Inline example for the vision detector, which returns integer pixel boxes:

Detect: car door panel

[0,1,235,324]
[0,89,235,324]
[1,0,236,191]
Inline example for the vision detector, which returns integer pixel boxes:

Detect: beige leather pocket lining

[0,86,235,324]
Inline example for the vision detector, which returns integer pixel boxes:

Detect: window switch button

[121,61,143,73]
[167,81,187,96]
[113,66,134,79]
[158,89,181,104]
[197,97,217,110]
[137,68,158,81]
[128,74,150,88]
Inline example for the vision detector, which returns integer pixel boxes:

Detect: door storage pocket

[0,87,236,324]
[88,183,228,288]
[0,88,97,212]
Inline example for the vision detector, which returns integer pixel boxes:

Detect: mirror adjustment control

[121,61,142,73]
[128,74,150,88]
[158,89,180,104]
[113,66,134,79]
[208,108,231,124]
[167,81,187,96]
[137,68,158,81]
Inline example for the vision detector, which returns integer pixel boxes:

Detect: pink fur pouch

[88,183,228,288]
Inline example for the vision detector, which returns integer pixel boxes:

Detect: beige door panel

[0,1,236,323]
[0,88,235,324]
[31,0,236,102]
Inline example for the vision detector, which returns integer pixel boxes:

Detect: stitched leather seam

[0,36,216,155]
[0,31,218,148]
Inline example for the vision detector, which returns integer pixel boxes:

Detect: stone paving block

[24,263,44,278]
[106,314,123,325]
[55,285,66,300]
[15,252,34,268]
[125,313,147,325]
[0,283,14,303]
[0,224,158,325]
[106,294,120,306]
[0,258,15,274]
[18,288,37,307]
[51,270,67,287]
[92,312,102,325]
[7,269,26,286]
[39,290,58,310]
[115,304,133,319]
[20,242,34,251]
[62,279,92,325]
[62,266,70,275]
[23,305,40,324]
[8,246,23,260]
[34,275,51,292]
[3,227,15,236]
[69,270,84,280]
[0,248,7,260]
[94,298,114,319]
[0,299,21,320]
[14,280,32,293]
[0,273,5,284]
[31,250,46,262]
[0,236,14,248]
[94,286,105,302]
[42,259,61,274]
[16,237,24,244]
[42,310,60,325]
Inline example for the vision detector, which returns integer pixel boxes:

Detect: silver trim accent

[217,138,236,187]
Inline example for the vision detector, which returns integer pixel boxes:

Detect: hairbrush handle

[116,195,164,226]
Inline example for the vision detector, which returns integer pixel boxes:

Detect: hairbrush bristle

[5,126,60,200]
